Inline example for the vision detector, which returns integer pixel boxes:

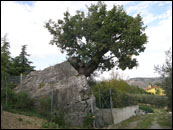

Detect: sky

[1,1,172,80]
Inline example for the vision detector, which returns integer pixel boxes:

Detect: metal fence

[1,74,25,105]
[1,74,112,128]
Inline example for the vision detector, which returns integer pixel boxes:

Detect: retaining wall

[98,105,139,125]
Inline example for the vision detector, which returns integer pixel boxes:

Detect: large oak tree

[45,2,147,77]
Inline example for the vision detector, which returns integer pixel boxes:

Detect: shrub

[13,91,33,111]
[36,96,51,118]
[18,117,23,122]
[83,113,95,128]
[1,87,33,111]
[139,105,154,113]
[41,122,59,129]
[50,108,65,127]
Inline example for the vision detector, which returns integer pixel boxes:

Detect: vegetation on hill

[92,76,168,108]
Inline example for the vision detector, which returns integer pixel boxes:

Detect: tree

[12,45,35,75]
[154,49,172,110]
[45,2,147,77]
[1,34,13,77]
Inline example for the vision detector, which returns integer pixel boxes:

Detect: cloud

[97,12,172,80]
[1,1,172,78]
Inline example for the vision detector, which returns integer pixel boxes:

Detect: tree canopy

[155,49,172,110]
[1,35,35,77]
[11,45,35,75]
[45,2,147,77]
[1,34,12,76]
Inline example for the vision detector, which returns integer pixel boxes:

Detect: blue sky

[1,1,172,80]
[17,1,34,6]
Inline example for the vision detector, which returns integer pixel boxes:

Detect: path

[149,116,171,129]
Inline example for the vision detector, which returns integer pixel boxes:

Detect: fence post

[51,90,53,120]
[90,97,96,128]
[109,88,113,124]
[20,73,23,83]
[5,76,8,105]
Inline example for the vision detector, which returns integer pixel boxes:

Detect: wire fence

[1,74,113,128]
[1,74,26,105]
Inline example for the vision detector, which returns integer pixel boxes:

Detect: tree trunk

[77,63,98,77]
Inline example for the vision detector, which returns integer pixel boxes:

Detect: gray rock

[15,61,95,127]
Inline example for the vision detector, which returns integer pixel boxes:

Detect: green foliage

[11,45,35,76]
[83,113,95,129]
[1,87,34,111]
[18,117,23,122]
[128,85,147,94]
[154,49,172,111]
[157,110,172,127]
[92,79,168,108]
[1,34,13,76]
[1,35,35,77]
[92,79,138,108]
[36,96,51,118]
[131,94,168,108]
[139,105,154,113]
[50,108,65,127]
[45,1,147,77]
[41,121,59,129]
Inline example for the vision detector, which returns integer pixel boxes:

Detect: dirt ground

[1,111,47,129]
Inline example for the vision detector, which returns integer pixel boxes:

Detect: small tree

[1,34,13,77]
[154,49,172,110]
[12,45,35,75]
[45,2,147,77]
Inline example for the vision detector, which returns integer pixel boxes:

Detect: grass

[4,107,48,120]
[110,106,172,129]
[156,108,172,128]
[26,120,31,124]
[111,115,142,129]
[112,114,155,129]
[135,114,155,129]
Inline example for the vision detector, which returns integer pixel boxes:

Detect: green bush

[1,87,33,111]
[132,94,168,108]
[36,96,51,118]
[83,113,95,129]
[50,108,65,127]
[92,81,138,108]
[92,79,168,108]
[139,105,154,113]
[41,122,59,129]
[13,91,33,110]
[18,117,23,122]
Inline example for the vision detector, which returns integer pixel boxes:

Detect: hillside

[126,77,163,89]
[1,111,47,129]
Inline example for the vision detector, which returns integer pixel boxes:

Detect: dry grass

[1,111,48,129]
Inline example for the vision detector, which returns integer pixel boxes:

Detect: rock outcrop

[15,61,95,126]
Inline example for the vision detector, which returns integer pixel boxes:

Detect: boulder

[15,61,95,126]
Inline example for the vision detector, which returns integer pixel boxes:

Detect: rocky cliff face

[15,61,95,126]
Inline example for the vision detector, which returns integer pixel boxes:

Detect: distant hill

[126,77,163,89]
